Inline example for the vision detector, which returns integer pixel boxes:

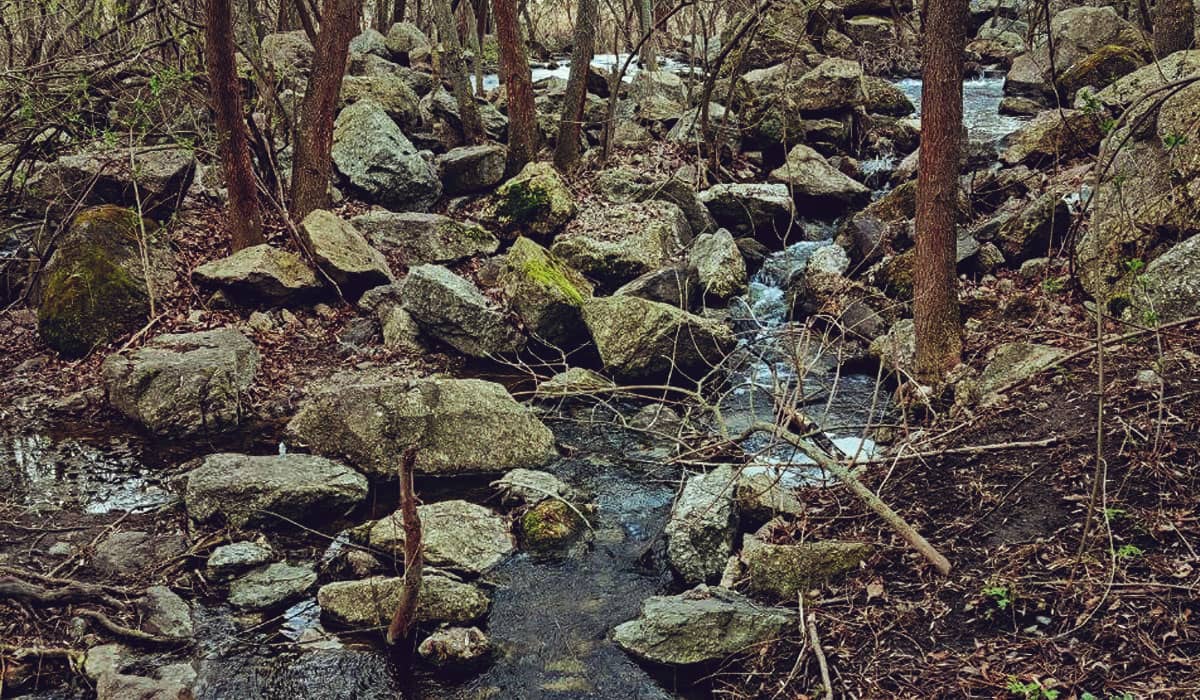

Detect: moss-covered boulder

[339,74,420,129]
[521,499,585,550]
[1057,44,1145,99]
[351,211,498,265]
[550,201,692,294]
[498,237,593,347]
[191,244,323,306]
[1001,109,1102,166]
[488,162,577,237]
[37,205,174,359]
[738,536,871,600]
[317,574,488,627]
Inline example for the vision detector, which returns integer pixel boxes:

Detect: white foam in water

[480,53,697,92]
[742,434,878,488]
[893,74,1026,145]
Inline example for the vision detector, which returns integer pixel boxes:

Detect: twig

[807,612,834,700]
[76,609,187,648]
[386,447,423,646]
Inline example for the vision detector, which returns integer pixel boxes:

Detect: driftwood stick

[750,420,953,576]
[386,447,424,646]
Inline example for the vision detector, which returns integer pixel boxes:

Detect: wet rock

[369,500,514,574]
[185,453,368,528]
[37,206,174,359]
[437,144,507,195]
[192,244,322,306]
[666,466,737,585]
[400,263,524,356]
[738,536,870,600]
[497,237,593,347]
[629,404,684,435]
[614,264,700,311]
[206,542,276,581]
[1127,233,1200,323]
[102,328,260,436]
[698,183,795,243]
[550,201,691,294]
[317,574,489,626]
[1000,109,1101,167]
[769,144,870,217]
[488,162,577,237]
[96,663,195,700]
[494,469,577,506]
[612,585,796,666]
[26,145,196,220]
[581,295,736,382]
[736,473,805,522]
[286,371,556,476]
[339,74,420,129]
[418,626,491,670]
[228,562,317,611]
[94,531,186,577]
[300,210,394,297]
[350,211,498,265]
[331,99,442,211]
[520,499,585,550]
[689,229,747,302]
[137,586,193,640]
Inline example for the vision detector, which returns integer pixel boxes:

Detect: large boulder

[262,30,314,85]
[488,162,577,237]
[350,211,498,265]
[37,206,174,358]
[738,536,871,600]
[665,466,737,584]
[1127,233,1200,323]
[1000,109,1101,166]
[339,74,420,129]
[1089,50,1200,111]
[436,144,507,195]
[369,500,514,574]
[185,453,368,528]
[425,88,509,142]
[614,263,700,311]
[1003,6,1143,100]
[636,177,720,237]
[399,263,524,356]
[768,144,870,217]
[331,99,442,211]
[862,76,916,117]
[191,244,322,306]
[550,201,692,294]
[497,237,593,347]
[613,585,796,666]
[228,562,317,611]
[318,574,488,627]
[102,328,260,437]
[26,145,196,219]
[743,58,867,137]
[698,183,796,244]
[1057,45,1145,100]
[582,295,736,381]
[299,210,393,297]
[688,229,747,301]
[384,22,432,64]
[724,0,817,70]
[285,372,556,476]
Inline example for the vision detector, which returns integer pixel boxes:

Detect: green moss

[1058,44,1145,95]
[496,181,552,226]
[521,499,582,550]
[521,255,585,306]
[877,251,914,302]
[37,247,148,358]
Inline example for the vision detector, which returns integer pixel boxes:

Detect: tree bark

[637,0,657,71]
[1153,0,1195,57]
[385,447,424,646]
[553,0,598,170]
[205,0,264,251]
[290,0,363,221]
[493,0,537,171]
[431,0,485,144]
[913,0,966,382]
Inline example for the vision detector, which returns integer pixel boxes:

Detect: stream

[5,73,1025,700]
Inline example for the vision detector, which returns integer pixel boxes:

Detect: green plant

[1006,678,1060,699]
[1123,258,1146,275]
[983,585,1012,610]
[1163,133,1189,151]
[1115,544,1143,561]
[1103,507,1127,522]
[1081,692,1135,700]
[1042,277,1066,295]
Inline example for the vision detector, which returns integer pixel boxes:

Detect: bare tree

[493,0,537,171]
[554,0,599,170]
[1153,0,1195,57]
[431,0,485,144]
[913,0,966,381]
[290,0,363,221]
[637,0,657,71]
[205,0,264,251]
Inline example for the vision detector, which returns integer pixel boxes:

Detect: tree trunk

[553,0,598,170]
[1153,0,1195,57]
[290,0,363,221]
[375,0,390,29]
[493,0,536,172]
[431,0,485,143]
[463,0,484,94]
[637,0,657,71]
[913,0,966,382]
[205,0,264,251]
[393,0,407,23]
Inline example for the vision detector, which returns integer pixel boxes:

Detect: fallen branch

[0,644,84,664]
[386,447,423,646]
[807,613,834,700]
[0,576,124,609]
[75,610,187,648]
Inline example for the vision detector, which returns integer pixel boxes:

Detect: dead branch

[0,576,124,609]
[75,609,187,648]
[807,612,834,700]
[386,446,424,646]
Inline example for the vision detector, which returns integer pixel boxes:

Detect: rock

[185,453,368,528]
[436,144,507,195]
[582,296,736,382]
[339,75,420,129]
[629,70,687,108]
[380,306,426,353]
[96,664,195,700]
[698,183,795,243]
[228,562,317,611]
[426,88,509,142]
[399,263,524,356]
[520,499,585,550]
[369,500,514,574]
[102,328,260,437]
[137,586,192,639]
[844,15,896,46]
[37,206,174,359]
[999,96,1045,117]
[808,244,850,277]
[93,531,186,577]
[739,536,870,600]
[286,372,556,476]
[736,473,804,522]
[869,318,916,373]
[350,211,498,265]
[26,145,196,219]
[769,144,870,217]
[1089,50,1200,111]
[384,22,432,64]
[1019,257,1051,279]
[725,0,817,69]
[300,210,394,297]
[534,368,615,400]
[666,104,741,151]
[206,542,276,581]
[497,237,593,347]
[1128,233,1200,323]
[975,341,1068,401]
[612,585,795,666]
[192,244,323,306]
[1001,109,1101,166]
[550,201,692,294]
[863,76,916,117]
[688,229,747,301]
[993,191,1070,261]
[1004,6,1143,100]
[614,264,700,311]
[629,404,684,434]
[349,28,389,58]
[488,162,577,237]
[494,468,577,505]
[317,574,489,627]
[262,30,313,84]
[1057,44,1145,100]
[636,177,719,237]
[331,99,442,211]
[666,466,737,584]
[418,626,491,669]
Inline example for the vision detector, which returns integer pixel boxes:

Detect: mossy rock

[37,205,172,358]
[1057,44,1145,98]
[740,537,871,601]
[499,237,593,348]
[489,162,577,237]
[521,499,584,550]
[874,251,915,302]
